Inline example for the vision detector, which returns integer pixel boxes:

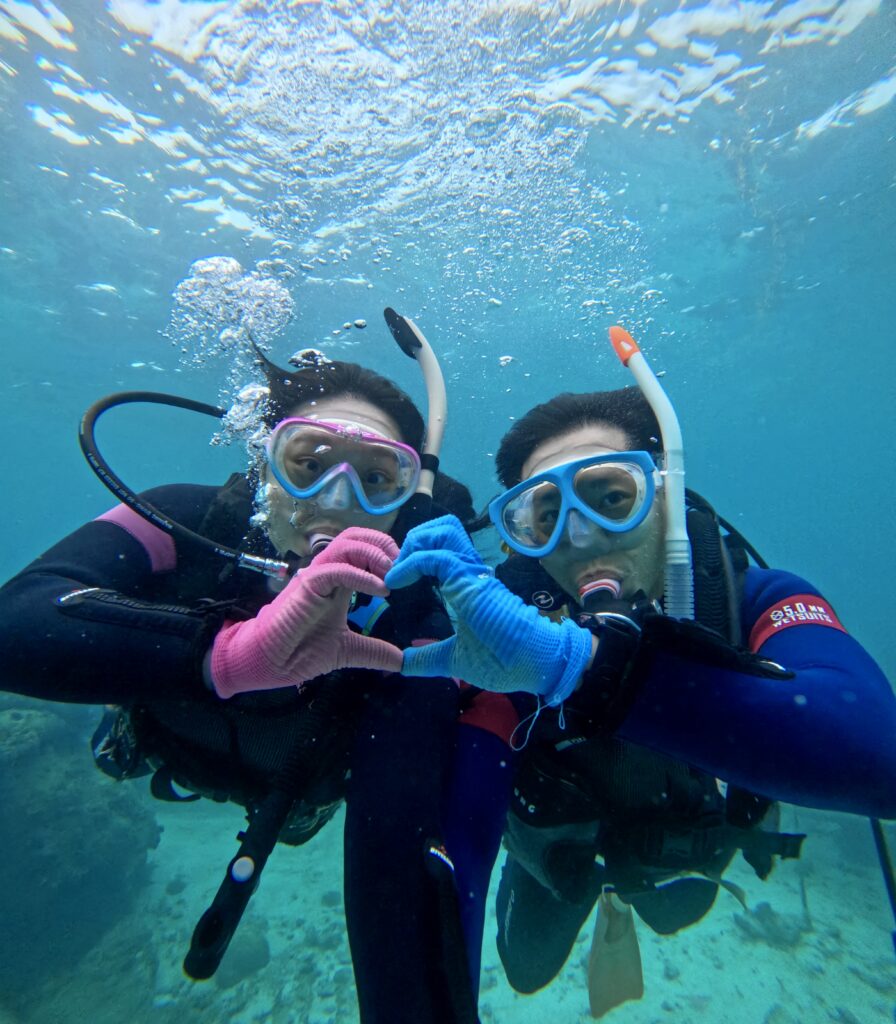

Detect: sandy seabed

[11,797,896,1024]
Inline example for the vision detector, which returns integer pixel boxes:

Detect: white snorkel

[383,307,447,501]
[609,326,694,619]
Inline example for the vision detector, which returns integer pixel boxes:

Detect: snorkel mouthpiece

[609,326,694,619]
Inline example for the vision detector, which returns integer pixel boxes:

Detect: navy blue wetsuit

[495,562,896,994]
[615,567,896,817]
[0,479,514,1024]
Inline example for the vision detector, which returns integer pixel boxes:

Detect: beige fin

[587,892,645,1018]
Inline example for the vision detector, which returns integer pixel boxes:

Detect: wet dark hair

[258,348,425,453]
[495,387,662,488]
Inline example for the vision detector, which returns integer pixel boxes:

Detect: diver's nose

[316,473,354,511]
[565,508,611,550]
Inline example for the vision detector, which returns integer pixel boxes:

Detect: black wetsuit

[0,477,513,1024]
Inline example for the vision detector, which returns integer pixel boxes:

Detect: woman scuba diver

[0,320,513,1024]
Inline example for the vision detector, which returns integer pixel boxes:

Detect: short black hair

[495,387,662,488]
[260,352,425,453]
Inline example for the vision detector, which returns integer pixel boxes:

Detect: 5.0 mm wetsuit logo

[771,601,834,626]
[749,593,847,651]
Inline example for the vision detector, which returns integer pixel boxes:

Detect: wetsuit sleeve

[613,567,896,818]
[0,485,225,704]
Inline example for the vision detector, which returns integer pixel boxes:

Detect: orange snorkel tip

[609,325,640,366]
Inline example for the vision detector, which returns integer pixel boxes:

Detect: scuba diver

[0,315,513,1024]
[385,326,896,1015]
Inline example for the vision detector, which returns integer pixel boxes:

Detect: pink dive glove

[209,528,403,699]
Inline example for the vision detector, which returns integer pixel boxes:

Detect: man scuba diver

[386,325,896,1015]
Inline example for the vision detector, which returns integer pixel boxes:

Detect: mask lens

[355,448,415,507]
[278,434,334,489]
[573,461,646,526]
[501,480,563,551]
[272,426,339,490]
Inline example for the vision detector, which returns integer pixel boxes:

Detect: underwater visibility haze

[1,1,895,1022]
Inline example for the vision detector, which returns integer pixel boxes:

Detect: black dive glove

[569,594,793,735]
[566,591,652,731]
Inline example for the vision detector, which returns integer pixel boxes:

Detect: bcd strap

[726,785,774,828]
[606,821,804,892]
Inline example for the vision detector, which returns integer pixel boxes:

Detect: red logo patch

[749,593,847,651]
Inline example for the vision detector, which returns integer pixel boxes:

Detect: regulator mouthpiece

[309,533,334,556]
[579,578,622,611]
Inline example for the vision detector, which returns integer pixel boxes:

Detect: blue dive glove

[384,515,594,705]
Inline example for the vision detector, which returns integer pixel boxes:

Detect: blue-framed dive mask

[488,451,660,558]
[266,417,421,516]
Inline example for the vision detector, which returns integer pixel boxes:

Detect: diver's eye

[599,489,630,511]
[536,508,560,530]
[591,485,637,521]
[288,456,325,485]
[364,469,392,488]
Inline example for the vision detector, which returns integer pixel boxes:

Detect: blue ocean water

[1,2,894,1022]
